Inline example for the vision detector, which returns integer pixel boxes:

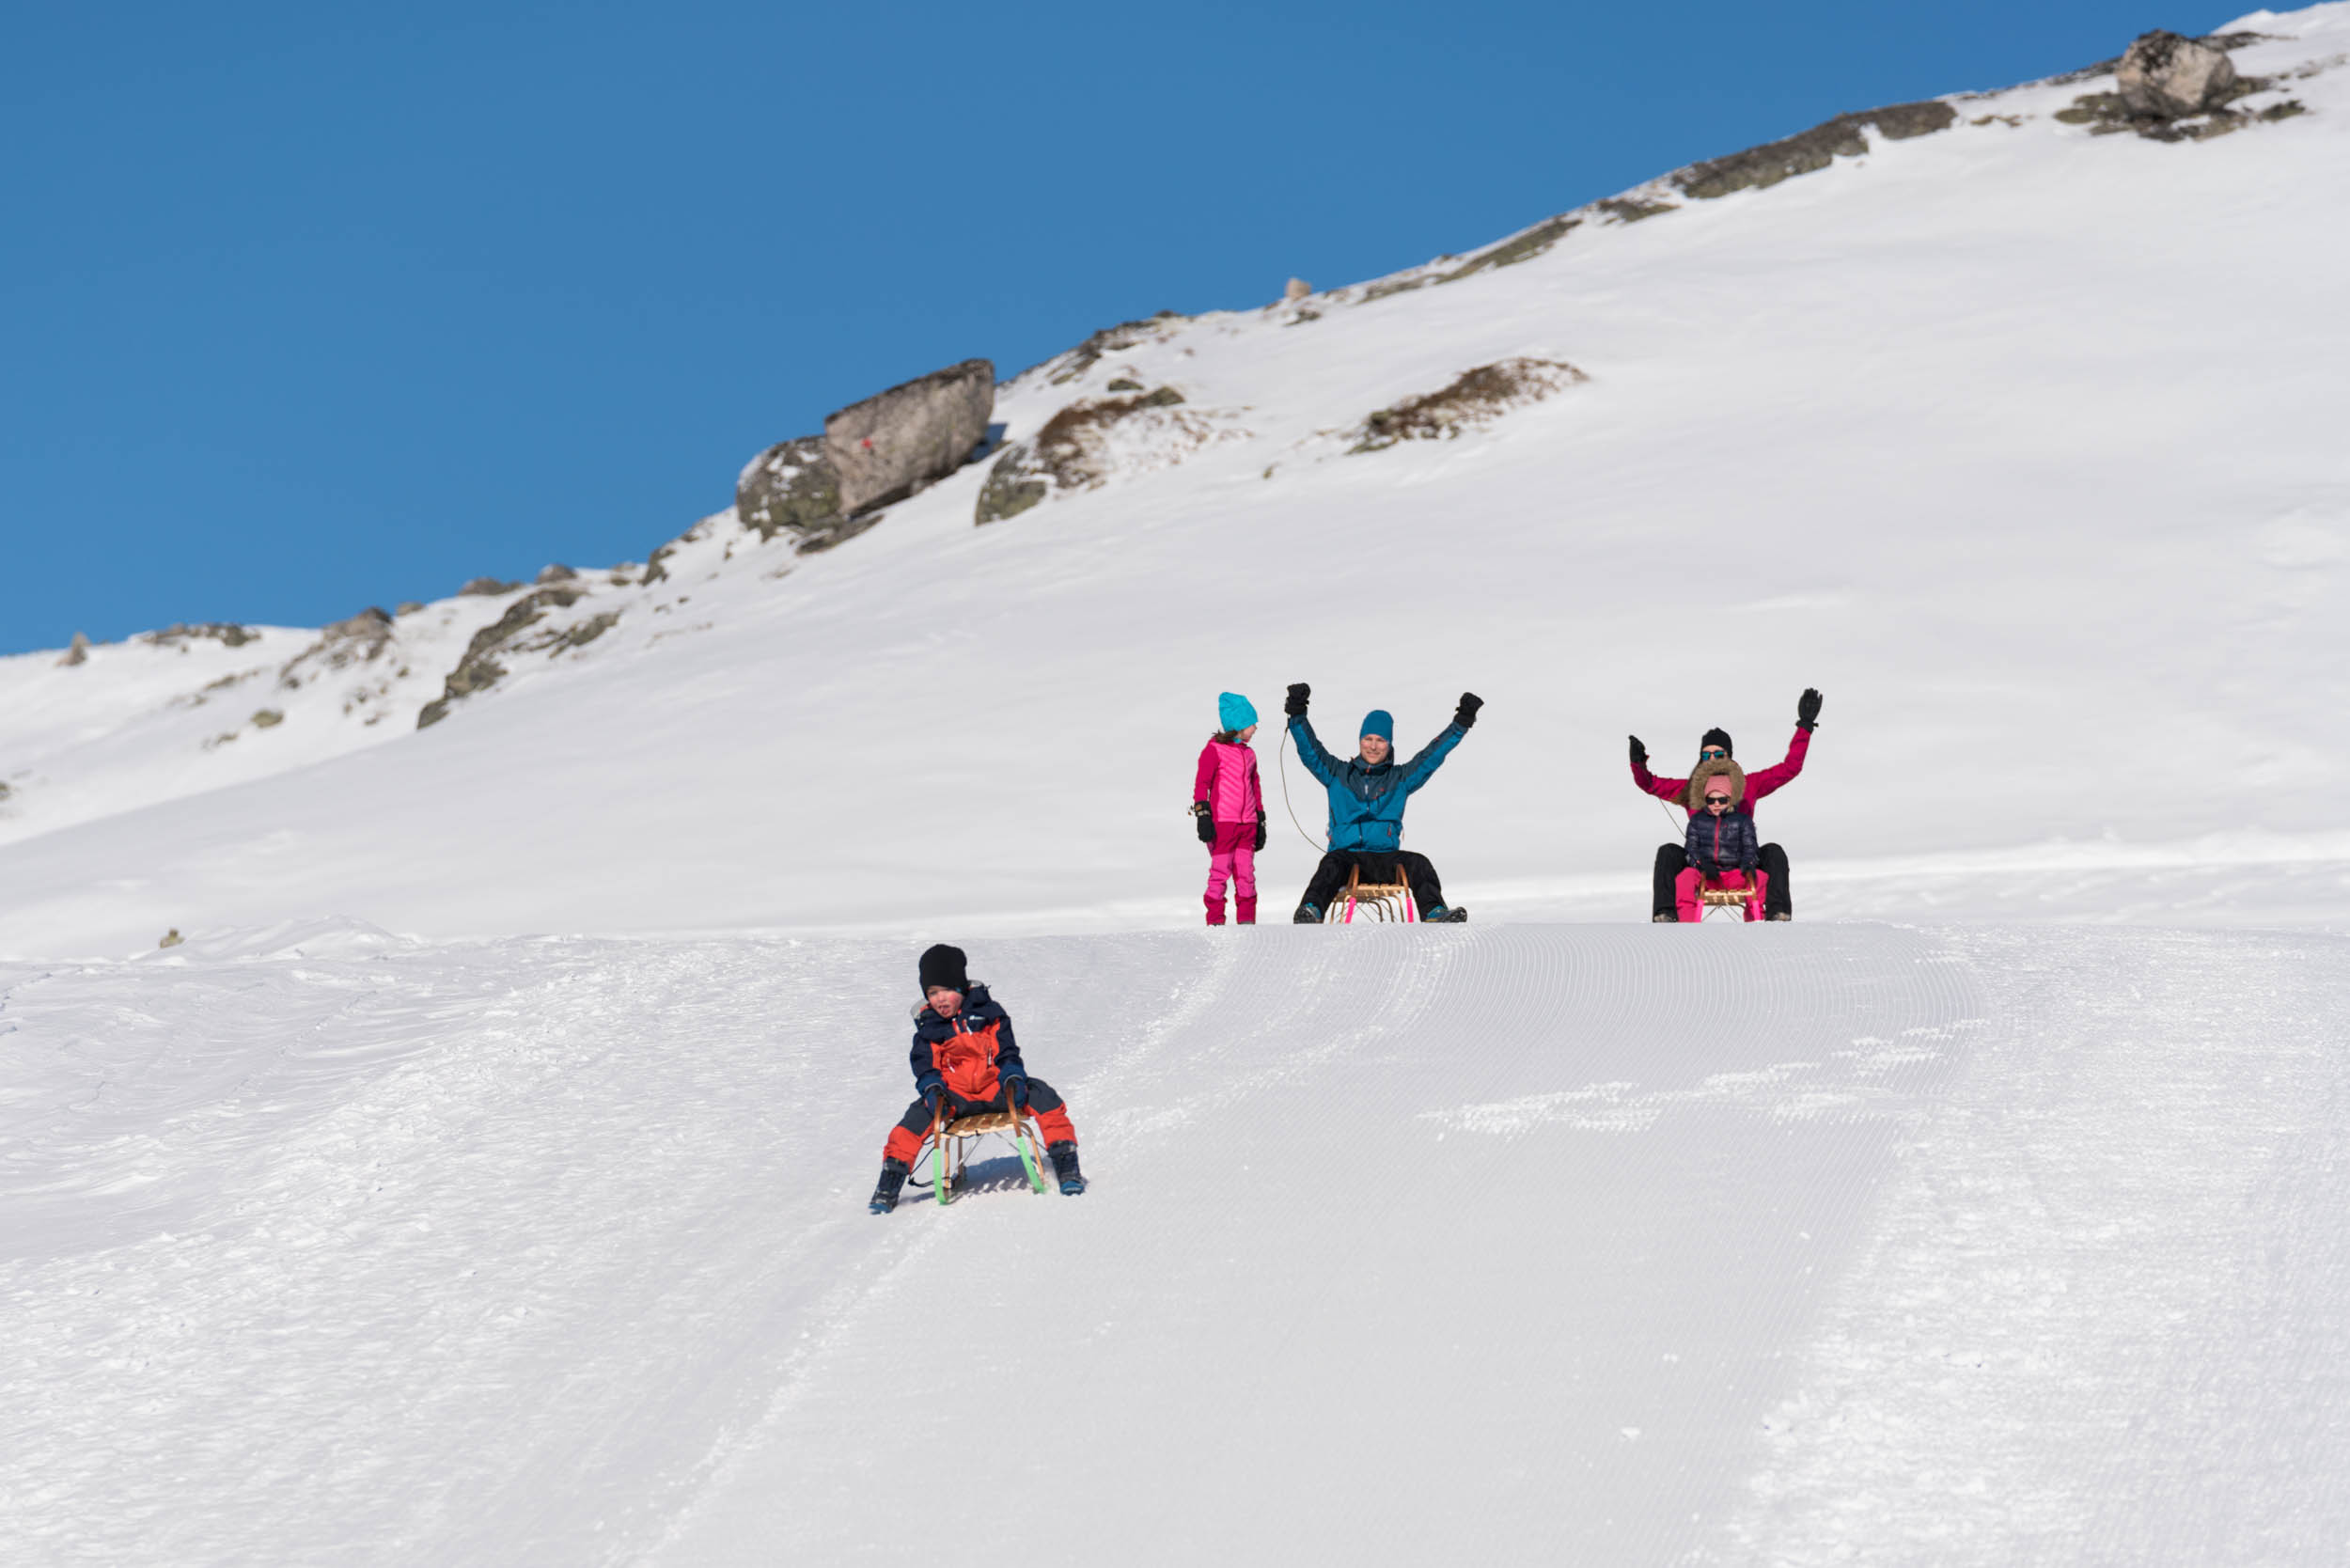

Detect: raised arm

[1284,683,1344,786]
[1630,734,1688,804]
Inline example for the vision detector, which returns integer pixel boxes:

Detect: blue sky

[1,0,2225,651]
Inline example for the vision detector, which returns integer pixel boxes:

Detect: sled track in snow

[7,923,2347,1564]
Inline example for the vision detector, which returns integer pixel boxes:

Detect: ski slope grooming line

[8,921,2348,1562]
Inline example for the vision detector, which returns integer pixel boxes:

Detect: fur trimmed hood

[1685,758,1747,812]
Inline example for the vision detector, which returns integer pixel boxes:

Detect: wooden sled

[1325,862,1416,923]
[1698,880,1762,922]
[930,1106,1050,1204]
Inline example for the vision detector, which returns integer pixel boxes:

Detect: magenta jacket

[1634,727,1811,820]
[1193,738,1264,824]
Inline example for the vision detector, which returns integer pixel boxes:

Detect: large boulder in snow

[734,435,842,540]
[823,359,995,516]
[2117,31,2238,119]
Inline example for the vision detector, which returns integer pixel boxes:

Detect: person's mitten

[1452,692,1483,729]
[920,1083,948,1121]
[999,1070,1029,1110]
[1796,688,1824,730]
[1629,734,1649,767]
[1284,682,1311,716]
[1191,802,1214,844]
[1253,809,1267,852]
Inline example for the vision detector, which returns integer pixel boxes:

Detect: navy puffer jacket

[908,983,1026,1100]
[1684,809,1760,876]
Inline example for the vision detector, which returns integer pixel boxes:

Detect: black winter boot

[869,1157,910,1215]
[1422,905,1468,923]
[1047,1141,1087,1196]
[1292,902,1323,924]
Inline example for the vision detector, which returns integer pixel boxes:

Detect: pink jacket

[1193,739,1264,824]
[1633,727,1811,820]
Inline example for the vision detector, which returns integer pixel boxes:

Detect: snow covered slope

[5,11,2350,955]
[5,922,2343,1564]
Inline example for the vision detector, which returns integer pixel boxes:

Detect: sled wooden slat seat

[1326,863,1415,923]
[1698,886,1752,906]
[942,1110,1021,1137]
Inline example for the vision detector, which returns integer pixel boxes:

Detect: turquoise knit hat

[1360,709,1393,741]
[1218,692,1258,731]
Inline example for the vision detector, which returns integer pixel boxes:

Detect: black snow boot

[869,1157,911,1215]
[1422,905,1468,923]
[1047,1141,1087,1196]
[1292,902,1323,924]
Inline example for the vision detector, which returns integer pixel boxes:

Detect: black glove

[1452,692,1482,729]
[1796,688,1823,730]
[1253,809,1267,853]
[1629,735,1648,767]
[1000,1070,1029,1110]
[1192,802,1214,844]
[1284,682,1310,716]
[921,1083,948,1120]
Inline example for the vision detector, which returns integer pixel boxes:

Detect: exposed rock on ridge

[824,359,995,516]
[1674,101,1959,200]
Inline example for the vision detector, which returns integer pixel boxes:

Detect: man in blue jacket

[1285,682,1480,922]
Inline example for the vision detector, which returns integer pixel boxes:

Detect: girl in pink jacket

[1191,692,1268,925]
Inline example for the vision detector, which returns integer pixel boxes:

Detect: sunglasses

[1699,747,1728,760]
[1704,795,1731,806]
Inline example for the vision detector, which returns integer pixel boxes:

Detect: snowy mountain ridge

[3,8,2348,952]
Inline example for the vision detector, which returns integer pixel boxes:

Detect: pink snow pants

[1675,868,1768,922]
[1205,822,1258,925]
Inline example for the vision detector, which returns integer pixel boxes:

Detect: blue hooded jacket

[1288,713,1465,853]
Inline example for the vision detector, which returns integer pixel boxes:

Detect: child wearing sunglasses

[1676,764,1765,921]
[1628,686,1822,921]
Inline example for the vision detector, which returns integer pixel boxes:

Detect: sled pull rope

[1277,726,1328,853]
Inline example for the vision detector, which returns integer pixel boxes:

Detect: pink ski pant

[1675,867,1768,922]
[1205,822,1257,905]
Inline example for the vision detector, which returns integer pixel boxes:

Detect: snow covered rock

[2118,30,2241,119]
[415,585,613,729]
[822,358,995,516]
[1675,101,1957,199]
[733,434,842,540]
[1347,358,1587,453]
[974,386,1231,525]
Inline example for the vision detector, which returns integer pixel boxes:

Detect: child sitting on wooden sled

[1191,692,1268,925]
[1675,761,1767,922]
[869,944,1086,1214]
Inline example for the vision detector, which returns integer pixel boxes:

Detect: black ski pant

[1300,850,1449,917]
[1653,840,1792,917]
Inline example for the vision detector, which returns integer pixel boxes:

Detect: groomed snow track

[6,920,2346,1564]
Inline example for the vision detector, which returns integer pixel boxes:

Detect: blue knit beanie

[1360,709,1393,741]
[1218,692,1258,732]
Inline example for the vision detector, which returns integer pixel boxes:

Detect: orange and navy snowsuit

[882,983,1078,1164]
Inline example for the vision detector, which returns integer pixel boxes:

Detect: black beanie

[1700,727,1733,757]
[917,943,969,994]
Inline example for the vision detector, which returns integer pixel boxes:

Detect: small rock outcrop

[735,435,843,540]
[143,622,257,650]
[415,584,607,729]
[57,632,90,667]
[1283,278,1312,302]
[824,359,995,516]
[1348,359,1588,453]
[2118,30,2238,119]
[1675,101,1957,200]
[459,577,523,597]
[975,388,1197,525]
